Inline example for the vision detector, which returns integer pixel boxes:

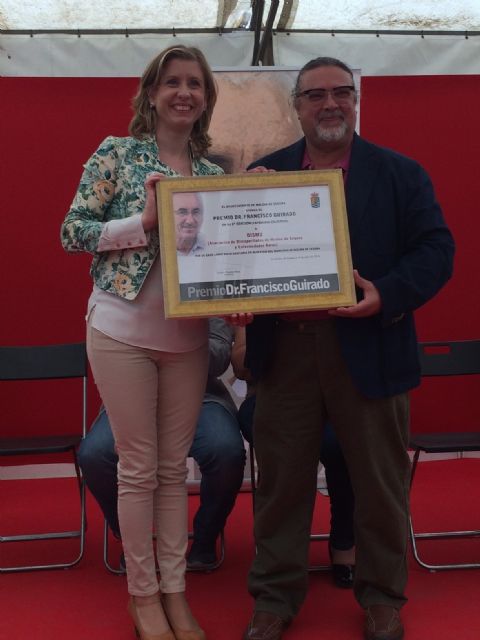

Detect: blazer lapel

[345,134,381,241]
[289,138,307,169]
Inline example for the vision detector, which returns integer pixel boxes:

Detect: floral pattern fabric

[61,135,223,300]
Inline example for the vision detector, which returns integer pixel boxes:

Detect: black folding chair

[0,343,87,572]
[409,340,480,570]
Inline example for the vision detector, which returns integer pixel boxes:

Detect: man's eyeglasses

[295,85,356,103]
[175,208,203,219]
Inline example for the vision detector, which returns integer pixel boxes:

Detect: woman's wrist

[141,211,157,232]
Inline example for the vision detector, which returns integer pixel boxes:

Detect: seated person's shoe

[243,611,288,640]
[331,562,354,588]
[364,605,404,640]
[186,542,218,572]
[329,544,355,589]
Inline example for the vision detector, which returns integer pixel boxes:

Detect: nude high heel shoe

[168,629,206,640]
[127,597,176,640]
[161,595,206,640]
[165,625,206,640]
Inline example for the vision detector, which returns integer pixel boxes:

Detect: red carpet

[1,458,480,640]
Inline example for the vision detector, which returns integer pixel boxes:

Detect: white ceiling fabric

[0,0,223,30]
[289,0,480,31]
[1,0,479,31]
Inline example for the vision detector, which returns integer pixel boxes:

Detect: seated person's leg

[78,407,120,537]
[320,421,355,586]
[238,394,256,445]
[187,401,246,569]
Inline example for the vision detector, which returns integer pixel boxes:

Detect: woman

[61,45,223,640]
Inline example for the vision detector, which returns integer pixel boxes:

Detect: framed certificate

[156,170,356,318]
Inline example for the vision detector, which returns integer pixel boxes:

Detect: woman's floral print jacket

[61,135,223,300]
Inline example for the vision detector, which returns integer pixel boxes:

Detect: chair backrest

[411,340,480,435]
[418,340,480,377]
[0,343,88,440]
[0,343,87,381]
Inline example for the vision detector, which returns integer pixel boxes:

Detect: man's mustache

[317,109,344,121]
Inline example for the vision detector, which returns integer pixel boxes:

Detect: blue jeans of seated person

[238,394,354,551]
[78,403,246,547]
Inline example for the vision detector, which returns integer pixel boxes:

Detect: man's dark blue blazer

[245,134,455,399]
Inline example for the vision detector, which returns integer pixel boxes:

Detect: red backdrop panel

[0,75,478,437]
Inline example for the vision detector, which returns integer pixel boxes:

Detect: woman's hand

[142,172,167,232]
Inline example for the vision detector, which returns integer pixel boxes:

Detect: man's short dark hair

[294,57,354,96]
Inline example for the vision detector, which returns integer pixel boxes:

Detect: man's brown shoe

[243,611,288,640]
[364,605,404,640]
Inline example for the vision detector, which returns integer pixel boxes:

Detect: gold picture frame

[156,170,356,318]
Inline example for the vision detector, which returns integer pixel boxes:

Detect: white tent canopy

[1,0,479,31]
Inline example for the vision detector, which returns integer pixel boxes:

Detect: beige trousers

[87,323,208,596]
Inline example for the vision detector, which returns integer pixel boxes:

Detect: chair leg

[249,442,256,512]
[103,519,125,575]
[308,510,330,572]
[217,528,225,567]
[409,450,480,570]
[0,454,86,573]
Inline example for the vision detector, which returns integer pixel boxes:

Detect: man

[242,57,454,640]
[174,191,206,255]
[78,317,246,570]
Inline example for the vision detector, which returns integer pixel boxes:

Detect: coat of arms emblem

[310,192,320,208]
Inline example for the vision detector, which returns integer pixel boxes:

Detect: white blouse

[87,214,207,353]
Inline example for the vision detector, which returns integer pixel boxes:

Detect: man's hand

[329,270,382,318]
[246,166,276,173]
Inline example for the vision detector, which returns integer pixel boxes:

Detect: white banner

[2,30,479,77]
[0,31,254,76]
[273,32,480,76]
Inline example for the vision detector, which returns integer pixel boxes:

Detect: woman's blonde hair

[129,45,217,158]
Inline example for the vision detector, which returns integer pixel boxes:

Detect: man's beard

[314,118,348,143]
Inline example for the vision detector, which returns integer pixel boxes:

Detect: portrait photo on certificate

[157,171,356,318]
